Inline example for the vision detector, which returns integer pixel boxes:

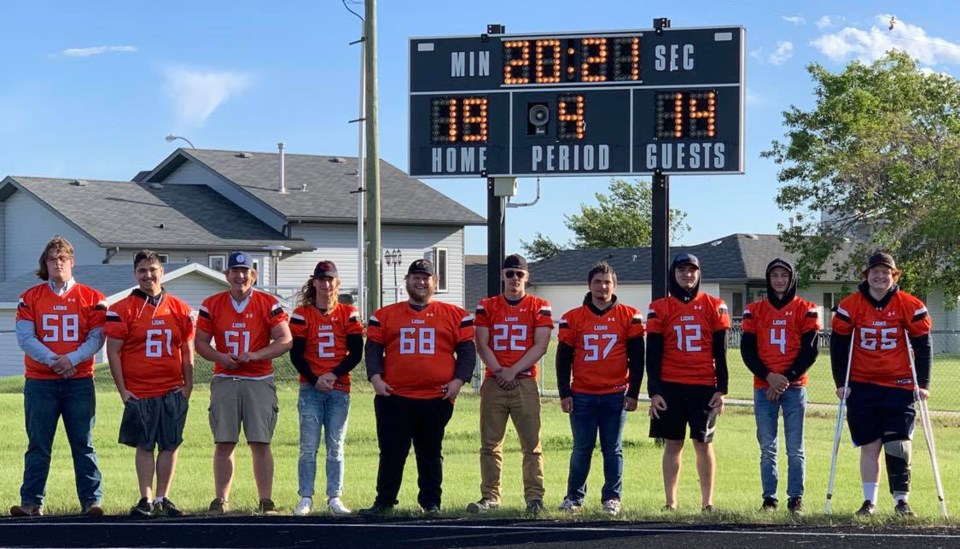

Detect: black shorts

[119,390,189,451]
[649,382,719,443]
[846,381,915,446]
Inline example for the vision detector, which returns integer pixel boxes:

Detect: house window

[209,254,226,271]
[252,259,259,286]
[432,247,448,293]
[823,292,845,326]
[731,292,744,319]
[157,254,169,263]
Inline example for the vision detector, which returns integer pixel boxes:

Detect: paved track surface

[2,516,960,548]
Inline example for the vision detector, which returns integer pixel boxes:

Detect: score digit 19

[430,94,587,144]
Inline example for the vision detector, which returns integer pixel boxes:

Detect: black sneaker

[787,496,804,515]
[856,500,876,517]
[465,498,499,513]
[206,498,227,515]
[130,497,153,517]
[257,498,279,516]
[894,500,915,517]
[358,502,394,517]
[525,499,545,515]
[153,498,184,518]
[759,497,778,512]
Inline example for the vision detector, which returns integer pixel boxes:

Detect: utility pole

[364,0,381,319]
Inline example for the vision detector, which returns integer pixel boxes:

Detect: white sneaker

[603,499,621,516]
[327,497,351,515]
[294,497,312,516]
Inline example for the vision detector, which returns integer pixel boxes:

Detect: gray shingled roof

[0,263,224,303]
[528,234,856,284]
[146,149,486,226]
[0,177,314,252]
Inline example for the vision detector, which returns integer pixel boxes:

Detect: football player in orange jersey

[468,254,553,515]
[196,251,292,516]
[11,236,107,518]
[830,252,932,517]
[647,253,730,512]
[556,262,645,517]
[740,258,820,515]
[105,250,195,518]
[289,260,363,516]
[359,259,476,516]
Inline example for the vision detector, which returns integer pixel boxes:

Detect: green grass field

[1,376,959,524]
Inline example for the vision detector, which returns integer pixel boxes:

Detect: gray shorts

[119,390,189,452]
[209,377,279,444]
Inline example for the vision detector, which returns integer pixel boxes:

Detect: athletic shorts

[846,381,915,446]
[119,390,189,452]
[649,381,719,443]
[209,377,279,444]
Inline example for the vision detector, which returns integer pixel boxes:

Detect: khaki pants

[479,377,544,503]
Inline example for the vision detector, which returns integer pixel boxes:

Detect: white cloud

[163,67,254,128]
[769,42,794,65]
[61,45,137,57]
[816,16,833,29]
[782,15,806,25]
[811,14,960,65]
[749,48,763,60]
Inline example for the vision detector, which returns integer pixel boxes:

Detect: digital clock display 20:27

[430,89,717,144]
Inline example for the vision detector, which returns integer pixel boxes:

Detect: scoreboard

[408,26,744,178]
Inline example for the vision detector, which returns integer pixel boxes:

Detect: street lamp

[165,135,196,149]
[262,245,291,293]
[384,249,402,287]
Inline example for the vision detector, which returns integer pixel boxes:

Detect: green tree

[520,178,690,261]
[763,51,960,299]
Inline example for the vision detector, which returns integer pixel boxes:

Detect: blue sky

[3,0,960,255]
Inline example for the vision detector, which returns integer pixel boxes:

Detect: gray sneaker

[558,498,582,513]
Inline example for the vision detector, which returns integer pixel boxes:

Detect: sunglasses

[504,270,527,279]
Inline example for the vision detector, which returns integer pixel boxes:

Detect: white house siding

[0,204,5,281]
[283,224,466,308]
[158,160,287,232]
[0,310,19,377]
[4,191,103,280]
[161,274,233,312]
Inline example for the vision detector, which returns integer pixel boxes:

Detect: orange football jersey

[17,282,107,380]
[290,303,364,391]
[647,293,731,387]
[104,290,195,398]
[197,290,289,378]
[475,294,554,380]
[832,290,931,390]
[367,301,474,399]
[742,297,821,389]
[557,302,644,395]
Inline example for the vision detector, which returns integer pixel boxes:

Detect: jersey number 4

[41,314,79,342]
[400,327,436,355]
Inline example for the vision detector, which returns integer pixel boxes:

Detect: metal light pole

[164,135,196,149]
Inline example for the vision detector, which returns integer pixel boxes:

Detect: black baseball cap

[765,258,794,277]
[407,259,434,276]
[313,260,338,278]
[866,252,897,272]
[673,252,700,270]
[502,254,528,271]
[227,251,254,269]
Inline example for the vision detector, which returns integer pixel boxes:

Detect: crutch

[905,334,948,518]
[825,330,855,514]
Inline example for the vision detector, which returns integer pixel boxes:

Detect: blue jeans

[21,378,102,507]
[566,392,627,503]
[754,387,807,499]
[297,384,350,498]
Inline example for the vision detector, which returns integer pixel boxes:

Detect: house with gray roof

[0,263,230,377]
[484,233,960,353]
[142,148,485,305]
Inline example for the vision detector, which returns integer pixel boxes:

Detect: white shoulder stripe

[369,314,379,323]
[106,311,120,318]
[291,312,305,321]
[462,314,475,322]
[836,305,849,316]
[915,306,928,315]
[200,305,209,313]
